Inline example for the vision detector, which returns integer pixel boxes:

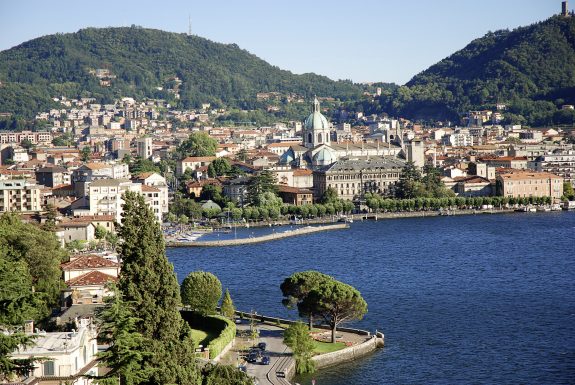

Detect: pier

[166,223,348,247]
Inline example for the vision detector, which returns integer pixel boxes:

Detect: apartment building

[0,179,43,212]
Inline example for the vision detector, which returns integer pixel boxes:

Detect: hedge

[181,311,236,359]
[206,315,236,359]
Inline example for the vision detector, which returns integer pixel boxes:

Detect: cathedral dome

[304,97,329,130]
[312,147,336,166]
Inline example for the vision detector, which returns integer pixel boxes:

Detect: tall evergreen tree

[220,289,235,320]
[247,170,277,205]
[96,284,151,385]
[117,191,199,385]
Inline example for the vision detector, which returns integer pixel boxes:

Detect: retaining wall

[311,335,382,369]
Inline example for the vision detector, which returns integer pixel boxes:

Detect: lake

[167,211,575,384]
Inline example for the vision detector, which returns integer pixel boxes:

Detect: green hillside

[364,15,575,125]
[0,26,362,118]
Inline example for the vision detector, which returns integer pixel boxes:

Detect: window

[44,361,55,376]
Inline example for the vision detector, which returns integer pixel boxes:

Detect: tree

[247,170,277,205]
[80,145,91,162]
[280,271,333,330]
[211,158,231,176]
[95,225,108,240]
[130,157,160,175]
[0,332,36,381]
[207,163,217,178]
[181,271,222,316]
[236,149,248,162]
[177,132,218,158]
[42,204,58,232]
[563,182,575,200]
[321,187,338,204]
[283,322,315,374]
[220,289,235,319]
[20,138,33,150]
[302,279,367,343]
[200,364,252,385]
[96,284,151,385]
[0,258,46,326]
[0,213,66,316]
[395,161,423,199]
[116,191,199,384]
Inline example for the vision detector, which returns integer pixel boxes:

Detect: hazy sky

[0,0,560,84]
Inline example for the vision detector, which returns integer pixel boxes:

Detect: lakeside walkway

[166,223,348,247]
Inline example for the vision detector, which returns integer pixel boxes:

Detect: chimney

[24,320,34,334]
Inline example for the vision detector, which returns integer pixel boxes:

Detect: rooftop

[62,254,118,271]
[66,271,117,287]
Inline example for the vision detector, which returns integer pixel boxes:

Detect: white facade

[528,150,575,186]
[88,179,162,223]
[133,172,169,214]
[10,323,98,384]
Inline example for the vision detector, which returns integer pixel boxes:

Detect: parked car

[261,356,270,365]
[257,342,267,351]
[247,352,258,363]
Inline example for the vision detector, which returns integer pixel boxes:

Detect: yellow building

[496,170,563,201]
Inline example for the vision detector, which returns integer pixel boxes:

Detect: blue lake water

[167,212,575,384]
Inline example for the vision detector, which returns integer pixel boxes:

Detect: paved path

[230,320,294,385]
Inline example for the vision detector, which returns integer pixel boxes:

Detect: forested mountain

[360,15,575,126]
[0,27,362,117]
[2,15,575,126]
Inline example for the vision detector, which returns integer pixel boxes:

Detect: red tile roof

[66,271,117,287]
[62,255,118,271]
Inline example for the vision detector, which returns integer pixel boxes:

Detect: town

[1,2,575,383]
[1,93,573,228]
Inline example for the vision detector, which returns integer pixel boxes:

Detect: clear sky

[0,0,561,85]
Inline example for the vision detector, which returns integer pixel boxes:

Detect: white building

[88,179,162,223]
[72,162,131,197]
[10,320,98,384]
[132,172,169,214]
[442,129,473,147]
[528,150,575,186]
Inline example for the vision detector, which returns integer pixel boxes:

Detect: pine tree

[220,289,235,319]
[96,284,151,385]
[117,191,199,384]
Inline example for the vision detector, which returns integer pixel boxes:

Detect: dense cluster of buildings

[0,96,572,237]
[1,85,574,385]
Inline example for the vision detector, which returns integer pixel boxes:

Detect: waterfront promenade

[167,223,348,247]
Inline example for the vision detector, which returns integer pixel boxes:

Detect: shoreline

[165,208,565,247]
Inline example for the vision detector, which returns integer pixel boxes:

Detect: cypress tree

[117,191,199,384]
[220,289,235,319]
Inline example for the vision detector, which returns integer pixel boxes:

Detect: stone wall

[311,335,381,369]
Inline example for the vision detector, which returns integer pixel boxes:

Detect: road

[235,320,294,385]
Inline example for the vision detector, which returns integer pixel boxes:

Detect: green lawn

[312,340,346,354]
[190,328,218,347]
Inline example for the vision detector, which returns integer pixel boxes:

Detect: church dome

[312,147,336,166]
[304,97,329,130]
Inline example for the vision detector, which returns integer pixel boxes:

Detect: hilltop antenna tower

[188,14,192,36]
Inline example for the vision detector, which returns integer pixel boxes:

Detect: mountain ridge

[0,26,362,118]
